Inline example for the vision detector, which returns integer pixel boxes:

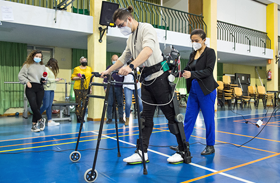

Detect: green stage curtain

[0,41,27,115]
[217,63,223,81]
[72,48,88,69]
[106,52,122,68]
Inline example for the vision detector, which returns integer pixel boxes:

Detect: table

[52,101,78,121]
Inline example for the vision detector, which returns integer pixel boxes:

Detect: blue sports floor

[1,105,280,183]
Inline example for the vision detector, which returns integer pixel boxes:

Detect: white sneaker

[123,150,149,164]
[167,152,184,164]
[48,120,60,126]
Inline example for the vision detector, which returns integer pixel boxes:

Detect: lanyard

[132,23,140,60]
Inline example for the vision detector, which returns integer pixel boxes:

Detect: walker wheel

[69,151,81,162]
[84,168,98,182]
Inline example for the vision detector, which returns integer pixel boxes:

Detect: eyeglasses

[117,19,127,28]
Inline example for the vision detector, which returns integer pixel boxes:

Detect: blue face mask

[34,57,41,63]
[112,61,116,64]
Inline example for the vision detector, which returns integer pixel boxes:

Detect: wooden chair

[242,91,251,108]
[248,86,258,107]
[222,75,231,88]
[217,80,232,108]
[233,87,243,109]
[222,76,234,108]
[257,86,274,108]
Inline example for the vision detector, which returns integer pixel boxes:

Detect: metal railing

[217,21,271,50]
[108,0,207,35]
[5,0,90,15]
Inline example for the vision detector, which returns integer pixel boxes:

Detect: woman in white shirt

[123,67,143,126]
[40,58,62,126]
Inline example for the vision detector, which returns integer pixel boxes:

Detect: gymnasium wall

[217,0,266,32]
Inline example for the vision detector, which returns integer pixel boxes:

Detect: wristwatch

[129,63,134,70]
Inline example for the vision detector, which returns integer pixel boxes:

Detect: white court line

[91,131,254,183]
[215,111,278,120]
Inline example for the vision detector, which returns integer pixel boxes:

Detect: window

[27,46,54,64]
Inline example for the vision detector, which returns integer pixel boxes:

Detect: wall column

[266,3,278,91]
[87,0,107,121]
[203,0,217,109]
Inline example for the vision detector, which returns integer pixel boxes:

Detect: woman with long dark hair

[40,58,62,126]
[18,50,46,132]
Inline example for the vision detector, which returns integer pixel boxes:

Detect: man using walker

[101,6,191,164]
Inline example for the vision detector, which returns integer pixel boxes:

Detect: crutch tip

[143,169,148,175]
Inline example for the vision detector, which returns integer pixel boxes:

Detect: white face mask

[192,42,202,51]
[119,20,132,36]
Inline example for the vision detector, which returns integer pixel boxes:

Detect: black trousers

[25,83,44,123]
[139,72,184,152]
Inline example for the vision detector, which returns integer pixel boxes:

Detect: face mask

[119,20,132,36]
[192,42,202,51]
[112,61,116,64]
[34,57,41,63]
[81,62,87,66]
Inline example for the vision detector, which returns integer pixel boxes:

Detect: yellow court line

[0,129,141,148]
[0,130,110,143]
[194,127,280,143]
[161,126,280,144]
[0,126,165,148]
[0,123,169,143]
[0,130,165,153]
[158,129,276,154]
[192,135,277,154]
[181,152,280,183]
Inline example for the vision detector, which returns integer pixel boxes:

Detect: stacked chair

[233,87,250,109]
[218,75,235,108]
[248,86,258,107]
[217,81,232,108]
[256,86,274,109]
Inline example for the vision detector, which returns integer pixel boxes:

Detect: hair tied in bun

[127,5,134,13]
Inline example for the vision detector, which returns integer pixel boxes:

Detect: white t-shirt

[123,74,141,90]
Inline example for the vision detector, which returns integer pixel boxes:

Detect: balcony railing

[108,0,207,35]
[5,0,90,15]
[217,21,271,50]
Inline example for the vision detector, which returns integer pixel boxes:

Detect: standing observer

[40,58,62,126]
[71,57,92,122]
[101,6,188,164]
[123,64,143,126]
[171,29,218,155]
[103,55,125,124]
[18,50,46,132]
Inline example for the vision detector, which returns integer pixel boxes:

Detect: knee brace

[140,112,145,130]
[168,123,179,135]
